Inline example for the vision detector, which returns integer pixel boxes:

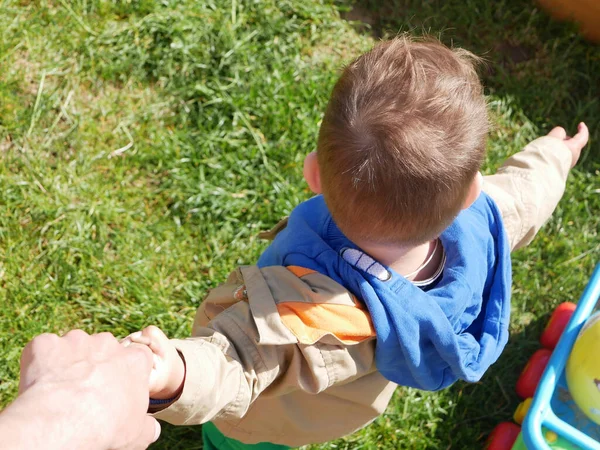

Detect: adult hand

[0,330,160,450]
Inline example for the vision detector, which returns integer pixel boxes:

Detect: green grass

[0,0,598,448]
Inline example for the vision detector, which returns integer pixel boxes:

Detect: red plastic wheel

[485,422,521,450]
[540,302,576,349]
[516,348,552,399]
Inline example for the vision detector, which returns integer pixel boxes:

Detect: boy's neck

[356,239,442,282]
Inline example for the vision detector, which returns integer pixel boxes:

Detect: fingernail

[131,331,143,339]
[154,420,161,442]
[121,338,131,347]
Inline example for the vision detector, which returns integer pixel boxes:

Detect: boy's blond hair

[317,36,489,245]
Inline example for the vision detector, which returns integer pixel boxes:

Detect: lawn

[0,0,598,448]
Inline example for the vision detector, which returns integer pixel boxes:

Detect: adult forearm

[0,386,99,450]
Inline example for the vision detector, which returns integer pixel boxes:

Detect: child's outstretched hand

[122,326,185,400]
[547,122,589,168]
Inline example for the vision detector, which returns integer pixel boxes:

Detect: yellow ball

[566,312,600,425]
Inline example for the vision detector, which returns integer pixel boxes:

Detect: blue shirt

[258,193,512,391]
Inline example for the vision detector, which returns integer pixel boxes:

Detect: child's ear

[462,172,483,210]
[303,152,322,194]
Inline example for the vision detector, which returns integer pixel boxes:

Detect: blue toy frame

[523,263,600,449]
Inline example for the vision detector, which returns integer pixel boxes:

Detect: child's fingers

[547,126,567,139]
[140,326,171,357]
[130,335,153,346]
[120,331,152,348]
[123,342,162,391]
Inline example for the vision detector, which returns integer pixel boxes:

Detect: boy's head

[304,36,488,246]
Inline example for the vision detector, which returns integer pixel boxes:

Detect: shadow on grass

[434,315,552,449]
[150,422,204,450]
[336,0,600,170]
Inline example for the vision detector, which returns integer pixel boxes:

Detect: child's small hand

[547,122,589,168]
[122,326,185,400]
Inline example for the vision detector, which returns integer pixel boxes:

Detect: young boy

[123,36,588,449]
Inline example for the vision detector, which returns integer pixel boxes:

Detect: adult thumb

[137,417,161,449]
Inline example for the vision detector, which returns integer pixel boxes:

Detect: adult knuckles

[19,334,61,381]
[93,332,119,348]
[64,329,91,342]
[23,333,60,357]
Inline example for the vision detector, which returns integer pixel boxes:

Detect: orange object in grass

[536,0,600,43]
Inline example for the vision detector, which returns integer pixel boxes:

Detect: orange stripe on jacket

[286,266,317,278]
[277,302,375,345]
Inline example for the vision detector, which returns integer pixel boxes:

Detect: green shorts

[202,422,291,450]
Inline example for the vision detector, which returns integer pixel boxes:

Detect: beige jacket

[154,137,572,446]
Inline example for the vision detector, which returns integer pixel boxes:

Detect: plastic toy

[511,428,581,450]
[566,312,600,426]
[537,0,600,43]
[516,349,553,399]
[486,263,600,449]
[487,422,522,450]
[514,398,533,425]
[541,303,578,350]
